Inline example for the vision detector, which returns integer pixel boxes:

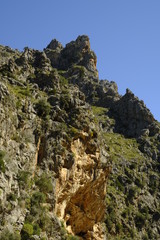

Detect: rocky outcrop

[44,39,63,68]
[45,35,97,73]
[0,40,110,239]
[0,80,38,235]
[112,88,158,137]
[0,35,160,240]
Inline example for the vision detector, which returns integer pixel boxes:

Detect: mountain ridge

[0,36,160,240]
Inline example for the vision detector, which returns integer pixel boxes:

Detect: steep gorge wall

[0,40,110,239]
[0,35,160,240]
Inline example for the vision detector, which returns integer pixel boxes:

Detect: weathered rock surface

[112,88,158,137]
[56,136,109,239]
[0,36,160,240]
[45,35,97,73]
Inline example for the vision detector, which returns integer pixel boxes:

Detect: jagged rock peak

[46,39,63,51]
[45,35,97,72]
[100,80,118,94]
[113,87,157,137]
[65,35,90,51]
[126,88,134,96]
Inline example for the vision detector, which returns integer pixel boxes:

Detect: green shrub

[35,173,53,193]
[130,162,137,170]
[11,85,32,99]
[140,206,149,216]
[33,223,41,236]
[0,150,5,173]
[148,229,154,239]
[149,175,158,194]
[16,99,22,109]
[18,86,31,97]
[129,228,136,238]
[105,217,113,232]
[35,99,51,118]
[31,192,46,206]
[135,177,144,188]
[92,106,108,116]
[142,234,149,240]
[28,73,36,79]
[127,186,138,202]
[7,193,17,201]
[25,197,31,209]
[17,171,31,188]
[135,212,146,229]
[67,235,79,240]
[60,92,71,109]
[69,126,79,137]
[103,132,144,163]
[121,207,132,218]
[0,230,21,240]
[115,223,123,233]
[21,223,33,240]
[60,75,68,86]
[39,213,51,231]
[107,203,116,223]
[115,178,125,192]
[72,65,86,78]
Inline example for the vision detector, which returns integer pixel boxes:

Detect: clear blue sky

[1,0,160,121]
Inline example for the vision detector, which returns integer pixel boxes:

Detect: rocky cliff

[0,36,159,240]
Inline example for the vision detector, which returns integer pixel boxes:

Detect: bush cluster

[35,173,53,193]
[0,150,5,173]
[35,99,51,118]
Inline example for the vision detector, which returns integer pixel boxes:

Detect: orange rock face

[55,134,109,239]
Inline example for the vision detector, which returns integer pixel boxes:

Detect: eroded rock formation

[0,35,160,240]
[55,135,109,239]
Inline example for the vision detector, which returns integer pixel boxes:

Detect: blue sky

[1,0,160,121]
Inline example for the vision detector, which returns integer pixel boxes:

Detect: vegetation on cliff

[0,35,159,240]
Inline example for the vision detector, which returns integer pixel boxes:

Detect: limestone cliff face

[0,36,160,240]
[56,135,109,239]
[0,38,110,240]
[0,80,37,229]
